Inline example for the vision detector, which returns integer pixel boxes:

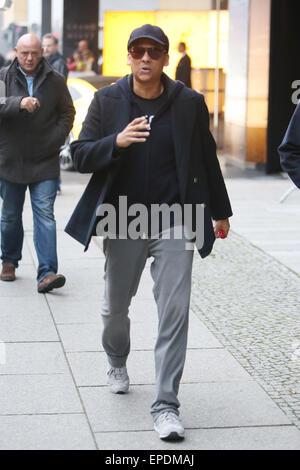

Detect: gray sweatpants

[101,231,194,418]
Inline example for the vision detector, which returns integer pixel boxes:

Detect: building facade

[0,0,27,55]
[0,0,297,174]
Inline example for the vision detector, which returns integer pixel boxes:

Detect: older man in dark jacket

[0,34,75,292]
[66,24,232,442]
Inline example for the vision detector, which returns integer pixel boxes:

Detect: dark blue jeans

[0,178,58,282]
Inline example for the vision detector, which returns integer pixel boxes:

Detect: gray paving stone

[43,282,104,302]
[0,375,83,415]
[187,313,222,348]
[257,241,300,252]
[0,295,48,315]
[180,382,291,428]
[80,385,154,432]
[53,280,104,302]
[0,305,58,343]
[0,343,69,375]
[0,265,38,298]
[79,381,290,433]
[0,414,96,450]
[95,425,300,450]
[49,300,101,324]
[58,257,105,271]
[57,323,102,352]
[58,267,105,286]
[191,229,300,429]
[2,176,300,449]
[68,348,249,387]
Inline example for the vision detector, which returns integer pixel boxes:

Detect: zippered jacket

[65,73,232,258]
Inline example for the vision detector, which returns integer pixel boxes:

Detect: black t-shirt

[104,79,181,237]
[132,87,168,121]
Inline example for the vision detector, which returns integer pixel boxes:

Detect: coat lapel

[33,59,52,95]
[171,93,197,203]
[103,95,131,136]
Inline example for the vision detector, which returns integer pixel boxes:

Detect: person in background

[42,33,68,80]
[67,50,83,72]
[175,42,192,88]
[78,40,95,72]
[81,49,94,72]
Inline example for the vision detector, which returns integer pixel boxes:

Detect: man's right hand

[116,117,150,148]
[20,97,40,113]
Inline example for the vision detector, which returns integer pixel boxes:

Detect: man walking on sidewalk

[0,34,75,292]
[66,24,232,441]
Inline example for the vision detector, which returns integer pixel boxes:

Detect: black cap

[127,24,169,52]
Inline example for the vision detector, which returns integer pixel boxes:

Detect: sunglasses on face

[129,46,166,60]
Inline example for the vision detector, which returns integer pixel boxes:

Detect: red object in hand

[218,229,227,239]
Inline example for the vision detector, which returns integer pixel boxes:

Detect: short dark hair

[179,42,186,50]
[42,33,58,45]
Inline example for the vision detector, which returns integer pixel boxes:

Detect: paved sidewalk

[0,170,300,450]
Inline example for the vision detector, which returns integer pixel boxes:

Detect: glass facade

[101,1,229,148]
[224,0,272,167]
[1,0,291,172]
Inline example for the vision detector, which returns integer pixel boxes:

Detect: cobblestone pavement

[191,231,300,429]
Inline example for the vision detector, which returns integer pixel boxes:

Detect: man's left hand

[214,219,230,239]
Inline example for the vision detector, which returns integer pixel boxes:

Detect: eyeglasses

[129,46,166,60]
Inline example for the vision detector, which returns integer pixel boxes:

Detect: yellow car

[60,78,97,170]
[68,78,97,139]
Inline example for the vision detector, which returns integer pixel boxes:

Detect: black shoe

[38,274,66,293]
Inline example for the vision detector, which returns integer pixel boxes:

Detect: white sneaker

[154,411,185,441]
[107,367,129,394]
